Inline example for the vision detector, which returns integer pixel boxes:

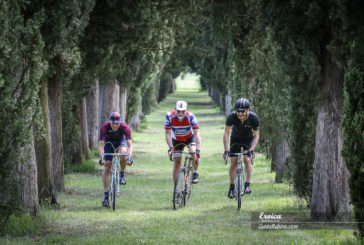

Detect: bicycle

[171,143,196,210]
[224,144,254,210]
[103,144,132,211]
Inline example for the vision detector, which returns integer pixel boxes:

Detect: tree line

[0,0,363,240]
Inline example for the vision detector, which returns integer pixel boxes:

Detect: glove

[168,147,173,161]
[249,150,255,159]
[127,157,133,166]
[196,149,200,159]
[99,157,104,165]
[223,151,230,160]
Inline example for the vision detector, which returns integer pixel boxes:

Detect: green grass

[1,74,359,244]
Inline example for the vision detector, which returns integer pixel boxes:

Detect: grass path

[2,74,357,244]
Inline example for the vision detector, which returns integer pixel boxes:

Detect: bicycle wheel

[185,165,192,206]
[173,169,184,210]
[236,170,242,210]
[111,174,117,211]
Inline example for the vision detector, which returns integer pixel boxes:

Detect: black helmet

[235,98,250,111]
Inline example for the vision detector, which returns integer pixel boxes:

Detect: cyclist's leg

[229,156,238,184]
[118,137,128,185]
[241,140,253,183]
[172,140,184,184]
[229,141,240,184]
[102,142,113,206]
[118,136,128,171]
[103,142,113,192]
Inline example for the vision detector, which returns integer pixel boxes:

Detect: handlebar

[224,151,254,165]
[100,153,133,165]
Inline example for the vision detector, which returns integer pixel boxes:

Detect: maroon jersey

[99,121,131,142]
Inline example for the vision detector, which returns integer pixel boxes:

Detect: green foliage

[126,86,141,123]
[342,68,364,240]
[0,1,46,221]
[0,213,44,236]
[64,158,97,174]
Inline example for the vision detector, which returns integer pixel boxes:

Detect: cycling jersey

[99,121,131,142]
[226,111,260,140]
[164,110,199,142]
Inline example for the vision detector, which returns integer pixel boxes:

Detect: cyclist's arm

[250,130,260,151]
[193,128,201,150]
[99,140,105,157]
[165,129,173,148]
[223,126,232,151]
[127,139,133,157]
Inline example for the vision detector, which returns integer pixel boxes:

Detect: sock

[104,192,109,199]
[193,170,198,174]
[120,171,125,178]
[245,182,250,188]
[230,184,235,190]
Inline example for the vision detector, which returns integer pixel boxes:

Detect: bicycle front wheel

[173,169,184,210]
[184,165,192,206]
[236,171,242,210]
[111,174,117,211]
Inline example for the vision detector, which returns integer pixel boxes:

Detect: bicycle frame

[104,145,129,211]
[225,144,253,210]
[172,143,195,209]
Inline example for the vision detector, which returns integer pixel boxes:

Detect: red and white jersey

[164,110,199,141]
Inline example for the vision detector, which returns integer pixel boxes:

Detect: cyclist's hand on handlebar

[127,157,133,166]
[168,147,173,161]
[195,149,200,159]
[223,151,230,160]
[99,157,105,165]
[248,150,255,159]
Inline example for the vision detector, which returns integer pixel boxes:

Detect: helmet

[235,98,250,111]
[109,112,121,124]
[176,100,187,111]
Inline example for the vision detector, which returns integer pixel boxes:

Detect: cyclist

[99,112,133,207]
[165,100,201,185]
[223,98,260,198]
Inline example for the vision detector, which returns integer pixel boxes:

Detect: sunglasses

[237,109,246,113]
[177,110,186,113]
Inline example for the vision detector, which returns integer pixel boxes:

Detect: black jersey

[226,111,260,140]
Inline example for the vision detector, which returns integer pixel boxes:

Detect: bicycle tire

[236,170,242,210]
[185,165,192,206]
[112,174,116,211]
[173,169,184,210]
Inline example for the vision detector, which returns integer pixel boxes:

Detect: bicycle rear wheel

[236,170,242,210]
[111,174,117,211]
[173,169,184,210]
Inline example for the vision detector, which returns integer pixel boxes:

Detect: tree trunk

[271,145,277,172]
[80,97,90,160]
[17,132,40,216]
[130,103,144,131]
[72,103,83,165]
[101,81,120,123]
[120,85,127,122]
[48,58,64,192]
[311,48,350,221]
[86,78,99,150]
[34,79,58,205]
[275,140,289,183]
[208,85,221,107]
[225,88,232,116]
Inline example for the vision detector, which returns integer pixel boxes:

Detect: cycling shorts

[172,135,196,151]
[230,137,252,155]
[104,136,127,161]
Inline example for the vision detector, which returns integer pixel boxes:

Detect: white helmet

[176,100,187,110]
